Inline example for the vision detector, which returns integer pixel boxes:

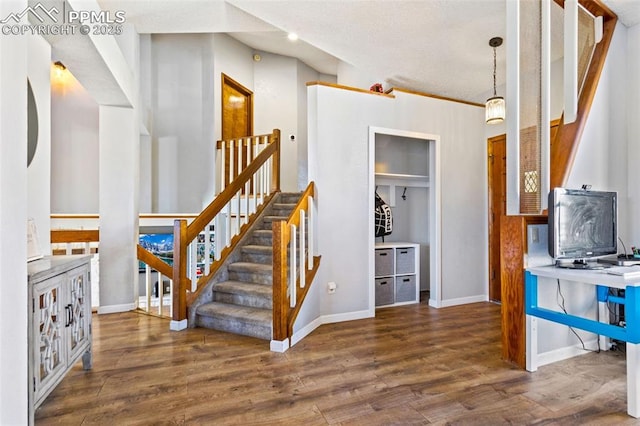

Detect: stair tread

[215,280,272,297]
[196,302,272,324]
[228,262,272,274]
[242,245,273,254]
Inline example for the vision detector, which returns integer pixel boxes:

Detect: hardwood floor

[36,299,635,425]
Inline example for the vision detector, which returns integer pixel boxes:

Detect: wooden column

[500,215,547,368]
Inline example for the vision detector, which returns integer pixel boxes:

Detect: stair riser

[214,292,272,309]
[252,235,273,245]
[229,270,272,285]
[241,252,273,264]
[196,315,271,340]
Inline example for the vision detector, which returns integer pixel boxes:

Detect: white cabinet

[374,243,420,307]
[28,255,92,422]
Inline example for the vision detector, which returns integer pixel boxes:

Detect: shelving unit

[374,242,420,307]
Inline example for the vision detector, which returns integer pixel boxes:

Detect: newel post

[272,219,289,341]
[171,219,188,330]
[272,129,281,192]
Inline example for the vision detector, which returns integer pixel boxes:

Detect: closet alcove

[369,127,441,310]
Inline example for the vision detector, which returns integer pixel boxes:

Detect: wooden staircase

[193,192,301,340]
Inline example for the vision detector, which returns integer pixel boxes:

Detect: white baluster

[237,138,243,178]
[225,201,231,246]
[168,279,173,318]
[204,222,211,275]
[145,264,152,312]
[229,140,234,187]
[308,195,314,269]
[290,224,297,308]
[220,141,226,193]
[300,209,306,289]
[157,271,164,316]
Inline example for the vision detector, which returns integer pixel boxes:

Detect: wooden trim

[550,1,617,189]
[500,215,547,368]
[137,244,172,277]
[272,220,289,341]
[388,87,485,108]
[306,81,396,98]
[221,73,253,140]
[51,229,99,243]
[172,220,189,322]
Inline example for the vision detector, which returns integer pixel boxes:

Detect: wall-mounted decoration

[27,79,39,167]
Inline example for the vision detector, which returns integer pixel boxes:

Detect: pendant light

[486,37,505,124]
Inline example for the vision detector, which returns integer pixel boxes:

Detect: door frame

[368,126,442,313]
[487,134,506,302]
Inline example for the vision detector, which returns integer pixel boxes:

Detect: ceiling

[98,0,640,104]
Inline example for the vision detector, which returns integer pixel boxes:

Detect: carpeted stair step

[228,262,272,285]
[271,203,296,217]
[252,229,273,245]
[213,280,272,309]
[195,302,271,340]
[279,193,303,204]
[260,215,290,229]
[241,245,273,264]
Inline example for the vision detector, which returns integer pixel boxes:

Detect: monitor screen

[548,188,617,260]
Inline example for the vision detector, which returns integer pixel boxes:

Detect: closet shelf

[375,173,429,189]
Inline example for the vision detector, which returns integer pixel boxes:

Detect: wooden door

[222,73,252,140]
[488,135,506,302]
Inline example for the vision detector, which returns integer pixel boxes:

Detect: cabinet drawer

[396,247,415,274]
[375,249,394,276]
[395,275,416,303]
[375,278,394,306]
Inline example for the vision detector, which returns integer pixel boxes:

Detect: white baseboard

[270,339,290,353]
[439,294,488,308]
[97,302,136,315]
[291,317,323,347]
[170,319,188,331]
[285,309,373,351]
[537,339,600,367]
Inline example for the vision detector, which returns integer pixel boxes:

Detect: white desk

[526,265,640,418]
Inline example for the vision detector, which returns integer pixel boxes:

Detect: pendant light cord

[493,46,497,97]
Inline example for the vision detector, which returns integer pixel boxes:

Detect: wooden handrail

[272,181,321,341]
[172,129,281,323]
[51,229,99,243]
[187,134,279,241]
[136,244,172,278]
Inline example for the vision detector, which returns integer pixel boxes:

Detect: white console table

[28,255,93,423]
[526,265,640,418]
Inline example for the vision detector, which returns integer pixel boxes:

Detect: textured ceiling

[97,0,639,104]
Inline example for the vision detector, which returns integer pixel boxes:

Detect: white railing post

[145,264,152,312]
[300,210,306,289]
[307,195,314,269]
[289,223,297,308]
[229,140,235,188]
[219,141,226,194]
[204,223,212,275]
[157,272,164,316]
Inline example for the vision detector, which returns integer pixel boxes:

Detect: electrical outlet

[327,281,336,294]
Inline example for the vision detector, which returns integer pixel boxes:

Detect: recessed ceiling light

[287,33,298,41]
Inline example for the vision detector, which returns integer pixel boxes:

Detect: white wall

[253,52,299,192]
[0,0,28,421]
[627,23,640,245]
[305,85,485,329]
[151,33,215,212]
[297,61,320,189]
[50,71,99,213]
[28,35,52,254]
